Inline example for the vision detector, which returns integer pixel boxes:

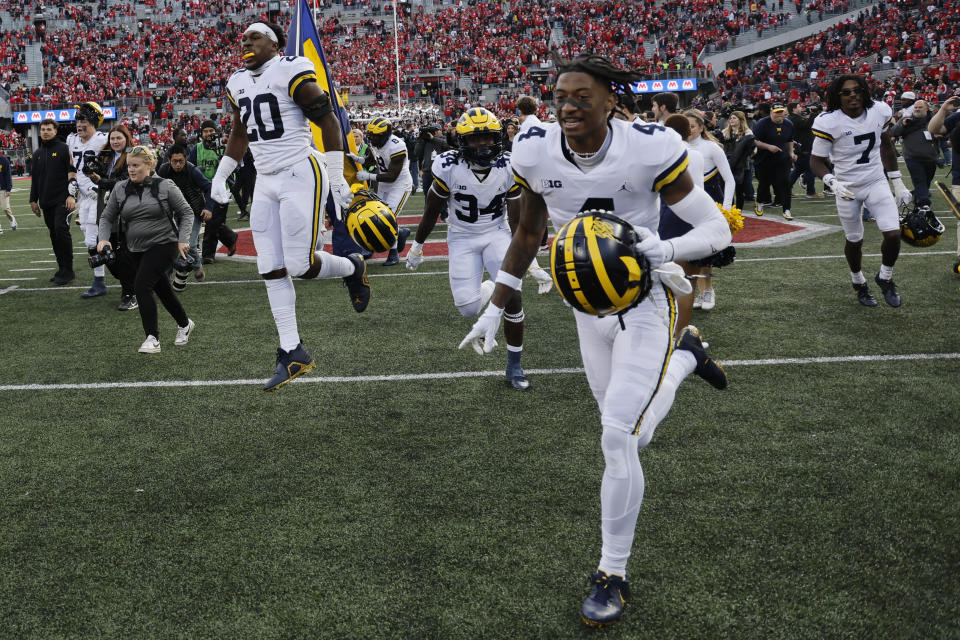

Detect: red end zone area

[732,217,802,243]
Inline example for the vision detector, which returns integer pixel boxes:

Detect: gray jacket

[98,177,193,252]
[890,114,939,164]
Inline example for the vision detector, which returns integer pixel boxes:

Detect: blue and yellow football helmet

[365,117,392,148]
[550,210,651,316]
[455,107,504,167]
[74,101,104,127]
[346,186,398,253]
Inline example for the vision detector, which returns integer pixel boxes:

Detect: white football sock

[264,276,300,352]
[850,271,866,285]
[315,252,356,279]
[598,428,645,578]
[878,264,894,280]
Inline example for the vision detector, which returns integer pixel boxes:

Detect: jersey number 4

[238,94,284,142]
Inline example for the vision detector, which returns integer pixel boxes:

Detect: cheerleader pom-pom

[718,203,744,234]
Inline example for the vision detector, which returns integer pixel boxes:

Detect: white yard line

[1,352,958,392]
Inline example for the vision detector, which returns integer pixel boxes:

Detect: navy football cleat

[675,325,728,390]
[852,282,878,307]
[396,226,411,255]
[264,343,316,391]
[343,253,371,312]
[581,570,630,628]
[874,273,901,307]
[506,371,531,391]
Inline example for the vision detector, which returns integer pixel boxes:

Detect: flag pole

[296,0,303,55]
[393,1,401,113]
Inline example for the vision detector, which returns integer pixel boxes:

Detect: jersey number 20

[238,94,284,142]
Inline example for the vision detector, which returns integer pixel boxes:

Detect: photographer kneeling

[96,146,196,354]
[89,124,138,311]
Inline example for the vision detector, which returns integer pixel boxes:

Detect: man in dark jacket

[157,143,216,285]
[188,119,237,263]
[29,118,77,284]
[752,104,796,219]
[787,103,821,198]
[0,149,16,232]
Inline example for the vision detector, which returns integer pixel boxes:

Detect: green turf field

[1,176,958,639]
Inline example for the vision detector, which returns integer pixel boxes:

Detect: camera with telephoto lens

[171,254,195,293]
[88,246,116,268]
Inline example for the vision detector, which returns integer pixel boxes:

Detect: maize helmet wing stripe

[552,217,597,315]
[366,117,391,134]
[456,107,502,135]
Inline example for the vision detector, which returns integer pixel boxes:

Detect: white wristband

[410,240,423,254]
[482,301,504,317]
[885,170,902,180]
[214,155,238,182]
[495,269,522,291]
[325,150,345,177]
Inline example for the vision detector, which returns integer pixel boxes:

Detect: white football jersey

[431,150,521,235]
[370,134,412,189]
[226,56,318,174]
[67,131,108,194]
[811,101,894,187]
[510,118,688,234]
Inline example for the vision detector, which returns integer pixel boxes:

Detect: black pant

[234,171,256,215]
[41,203,74,276]
[202,202,238,260]
[129,243,188,339]
[789,151,815,195]
[756,158,792,210]
[106,232,136,298]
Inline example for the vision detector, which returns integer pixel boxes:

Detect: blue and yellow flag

[285,0,368,255]
[285,0,361,181]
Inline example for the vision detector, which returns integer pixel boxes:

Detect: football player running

[354,118,412,265]
[459,54,731,627]
[68,102,110,298]
[406,108,532,390]
[216,21,369,391]
[810,74,911,307]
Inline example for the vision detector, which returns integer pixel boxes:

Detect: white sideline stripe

[7,271,451,292]
[2,353,958,392]
[0,277,36,281]
[9,268,50,271]
[737,250,956,262]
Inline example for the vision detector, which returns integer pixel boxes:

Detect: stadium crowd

[2,0,960,155]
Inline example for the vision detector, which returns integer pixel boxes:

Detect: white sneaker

[701,289,716,310]
[693,290,703,309]
[139,335,161,354]
[9,217,16,231]
[782,209,793,220]
[174,318,195,346]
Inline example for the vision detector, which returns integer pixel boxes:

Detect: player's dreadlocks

[825,74,874,113]
[552,50,644,116]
